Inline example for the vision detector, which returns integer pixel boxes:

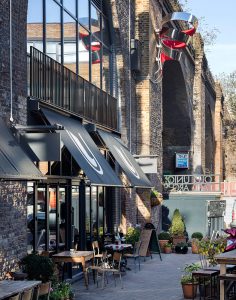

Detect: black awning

[97,130,153,188]
[0,118,44,180]
[41,108,123,186]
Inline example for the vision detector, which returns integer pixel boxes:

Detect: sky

[186,0,236,76]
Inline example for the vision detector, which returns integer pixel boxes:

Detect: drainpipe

[128,0,132,151]
[9,0,13,122]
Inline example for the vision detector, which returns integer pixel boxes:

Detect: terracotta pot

[38,282,51,296]
[159,240,169,253]
[164,247,172,254]
[173,237,186,246]
[182,283,197,299]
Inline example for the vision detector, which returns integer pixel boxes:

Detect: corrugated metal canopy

[0,118,44,180]
[41,108,123,187]
[98,130,153,188]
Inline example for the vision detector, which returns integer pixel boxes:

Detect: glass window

[85,186,91,247]
[72,186,79,250]
[63,0,76,16]
[36,187,47,252]
[46,0,61,62]
[98,186,104,239]
[49,187,57,250]
[79,26,90,81]
[27,0,43,52]
[91,4,101,40]
[78,0,89,29]
[27,182,34,254]
[64,12,77,72]
[91,40,101,88]
[91,186,98,240]
[59,188,66,249]
[102,16,110,47]
[102,46,111,94]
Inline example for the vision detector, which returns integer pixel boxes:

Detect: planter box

[159,240,169,253]
[182,283,197,299]
[173,237,186,246]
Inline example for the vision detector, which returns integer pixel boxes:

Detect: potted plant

[150,189,163,207]
[125,227,141,246]
[169,209,186,246]
[50,282,74,300]
[164,242,172,254]
[158,232,171,253]
[191,232,203,254]
[181,263,200,299]
[20,253,54,297]
[175,242,188,254]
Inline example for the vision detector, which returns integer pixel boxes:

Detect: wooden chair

[123,241,142,272]
[8,294,21,300]
[218,273,236,300]
[35,282,51,300]
[21,289,34,300]
[92,241,103,265]
[102,252,123,289]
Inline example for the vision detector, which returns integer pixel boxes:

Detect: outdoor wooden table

[52,250,94,288]
[104,243,132,251]
[0,280,41,300]
[215,249,236,300]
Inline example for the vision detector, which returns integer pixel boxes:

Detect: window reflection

[64,12,77,72]
[78,0,89,29]
[63,0,76,16]
[79,26,90,81]
[102,16,110,47]
[91,4,101,40]
[27,182,34,254]
[91,186,98,240]
[91,40,101,88]
[46,0,61,62]
[102,46,111,94]
[72,186,79,250]
[27,0,43,53]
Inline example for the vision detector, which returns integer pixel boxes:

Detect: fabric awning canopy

[97,130,153,188]
[0,118,44,180]
[42,108,122,186]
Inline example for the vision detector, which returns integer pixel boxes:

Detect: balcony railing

[29,47,118,131]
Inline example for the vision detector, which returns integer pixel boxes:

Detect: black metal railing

[30,47,118,130]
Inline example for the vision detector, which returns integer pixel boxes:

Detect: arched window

[27,0,112,94]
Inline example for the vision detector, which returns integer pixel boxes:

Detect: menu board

[139,229,162,260]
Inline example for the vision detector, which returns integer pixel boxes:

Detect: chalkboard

[139,229,162,260]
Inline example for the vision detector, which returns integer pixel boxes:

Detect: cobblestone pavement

[72,251,199,300]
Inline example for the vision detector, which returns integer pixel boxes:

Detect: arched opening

[162,60,192,175]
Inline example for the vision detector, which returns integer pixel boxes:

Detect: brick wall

[0,182,28,278]
[0,0,28,125]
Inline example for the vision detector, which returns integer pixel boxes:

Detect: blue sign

[175,153,189,169]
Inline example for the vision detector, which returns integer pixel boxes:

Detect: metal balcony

[29,47,118,131]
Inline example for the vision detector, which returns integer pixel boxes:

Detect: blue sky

[187,0,236,75]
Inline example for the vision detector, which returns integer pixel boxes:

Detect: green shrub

[181,263,201,284]
[50,282,73,300]
[169,209,185,237]
[191,232,203,240]
[158,231,171,240]
[125,227,141,245]
[20,253,54,283]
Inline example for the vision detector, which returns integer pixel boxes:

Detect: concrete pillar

[192,34,205,174]
[214,82,224,179]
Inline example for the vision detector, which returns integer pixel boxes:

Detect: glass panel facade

[27,0,43,52]
[27,182,34,254]
[64,12,77,72]
[78,0,89,29]
[79,27,90,81]
[36,186,47,252]
[46,0,61,62]
[91,40,101,88]
[72,186,79,249]
[102,46,111,94]
[27,0,112,92]
[64,0,76,16]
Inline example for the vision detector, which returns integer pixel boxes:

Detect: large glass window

[64,12,77,72]
[27,0,43,52]
[27,0,112,92]
[46,0,61,62]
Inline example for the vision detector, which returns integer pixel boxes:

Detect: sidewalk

[72,251,199,300]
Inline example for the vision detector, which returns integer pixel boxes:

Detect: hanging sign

[175,152,189,169]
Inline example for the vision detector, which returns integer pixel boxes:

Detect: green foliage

[164,242,172,248]
[50,282,73,300]
[125,227,141,245]
[175,242,188,254]
[20,253,54,283]
[158,231,171,240]
[198,236,226,266]
[180,263,201,284]
[169,209,185,237]
[191,232,203,240]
